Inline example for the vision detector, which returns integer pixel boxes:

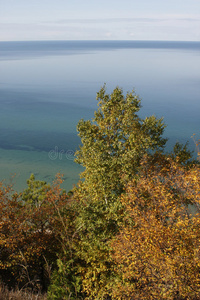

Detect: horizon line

[0,39,200,43]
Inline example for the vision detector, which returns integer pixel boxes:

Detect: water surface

[0,41,199,191]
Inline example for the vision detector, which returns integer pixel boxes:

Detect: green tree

[73,86,167,298]
[22,174,50,207]
[75,85,166,201]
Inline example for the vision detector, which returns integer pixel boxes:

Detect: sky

[0,0,200,41]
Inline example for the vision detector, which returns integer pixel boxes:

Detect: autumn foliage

[111,154,200,299]
[192,133,200,161]
[0,86,199,299]
[0,174,76,293]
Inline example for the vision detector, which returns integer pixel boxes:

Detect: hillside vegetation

[0,86,199,299]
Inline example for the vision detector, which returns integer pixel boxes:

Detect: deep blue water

[0,40,199,191]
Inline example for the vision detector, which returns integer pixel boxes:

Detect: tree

[192,133,200,162]
[73,86,167,298]
[75,85,167,201]
[111,154,200,299]
[22,174,50,208]
[0,174,74,293]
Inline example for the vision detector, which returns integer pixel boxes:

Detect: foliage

[47,256,83,300]
[191,133,200,161]
[75,85,167,200]
[171,141,194,166]
[21,174,50,207]
[0,174,74,293]
[73,86,167,298]
[111,154,200,299]
[0,86,199,299]
[47,190,84,300]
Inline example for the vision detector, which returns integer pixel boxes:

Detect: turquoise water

[0,41,200,191]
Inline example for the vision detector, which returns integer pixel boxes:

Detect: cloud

[44,17,164,24]
[43,15,200,25]
[0,14,200,41]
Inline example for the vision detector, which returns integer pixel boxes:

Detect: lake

[0,40,199,191]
